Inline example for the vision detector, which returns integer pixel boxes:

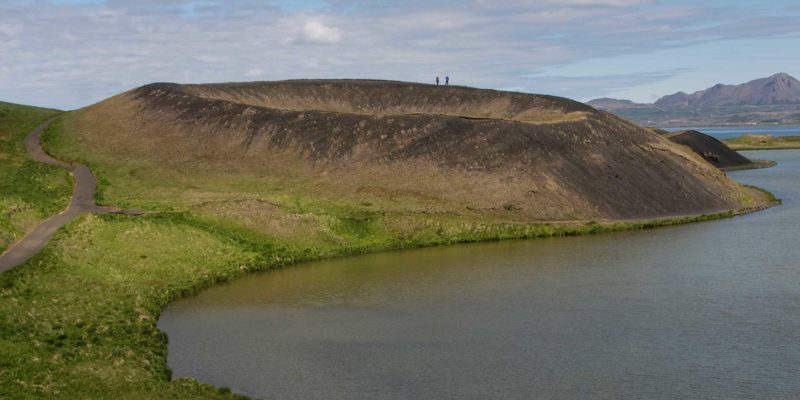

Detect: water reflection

[160,150,800,400]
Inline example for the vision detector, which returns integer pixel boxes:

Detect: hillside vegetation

[0,102,69,253]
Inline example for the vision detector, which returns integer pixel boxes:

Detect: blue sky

[1,0,799,109]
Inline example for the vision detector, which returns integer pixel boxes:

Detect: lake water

[159,150,800,400]
[663,125,800,140]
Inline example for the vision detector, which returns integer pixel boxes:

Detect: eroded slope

[181,80,589,124]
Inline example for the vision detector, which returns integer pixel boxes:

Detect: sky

[1,0,799,109]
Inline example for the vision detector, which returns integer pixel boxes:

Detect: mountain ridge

[586,73,800,126]
[589,73,800,110]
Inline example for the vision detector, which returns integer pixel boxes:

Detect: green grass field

[723,134,800,150]
[0,109,780,399]
[0,102,70,254]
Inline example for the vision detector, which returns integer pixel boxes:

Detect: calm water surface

[663,125,800,140]
[159,150,800,400]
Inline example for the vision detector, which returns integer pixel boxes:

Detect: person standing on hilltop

[445,76,449,85]
[436,76,440,85]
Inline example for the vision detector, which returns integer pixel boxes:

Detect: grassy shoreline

[723,135,800,151]
[0,111,782,399]
[0,202,780,399]
[721,159,778,171]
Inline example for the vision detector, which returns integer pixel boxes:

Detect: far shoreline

[724,135,800,151]
[658,123,800,130]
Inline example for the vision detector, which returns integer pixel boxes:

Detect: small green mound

[724,134,800,150]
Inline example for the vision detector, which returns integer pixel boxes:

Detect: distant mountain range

[588,73,800,127]
[587,98,652,110]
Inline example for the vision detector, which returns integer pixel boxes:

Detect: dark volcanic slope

[131,81,594,166]
[76,80,749,221]
[664,130,752,169]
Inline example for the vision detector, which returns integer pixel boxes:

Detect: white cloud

[302,20,342,44]
[0,22,22,36]
[557,0,653,5]
[474,0,653,8]
[0,1,797,109]
[524,71,679,101]
[245,68,263,77]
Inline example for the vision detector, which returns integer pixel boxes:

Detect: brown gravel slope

[72,80,751,221]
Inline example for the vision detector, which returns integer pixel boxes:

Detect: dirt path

[0,119,142,272]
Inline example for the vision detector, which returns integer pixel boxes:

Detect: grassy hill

[0,83,777,399]
[51,80,753,227]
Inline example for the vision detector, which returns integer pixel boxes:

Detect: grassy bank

[2,205,774,399]
[1,111,780,399]
[744,184,783,205]
[0,102,69,254]
[723,134,800,150]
